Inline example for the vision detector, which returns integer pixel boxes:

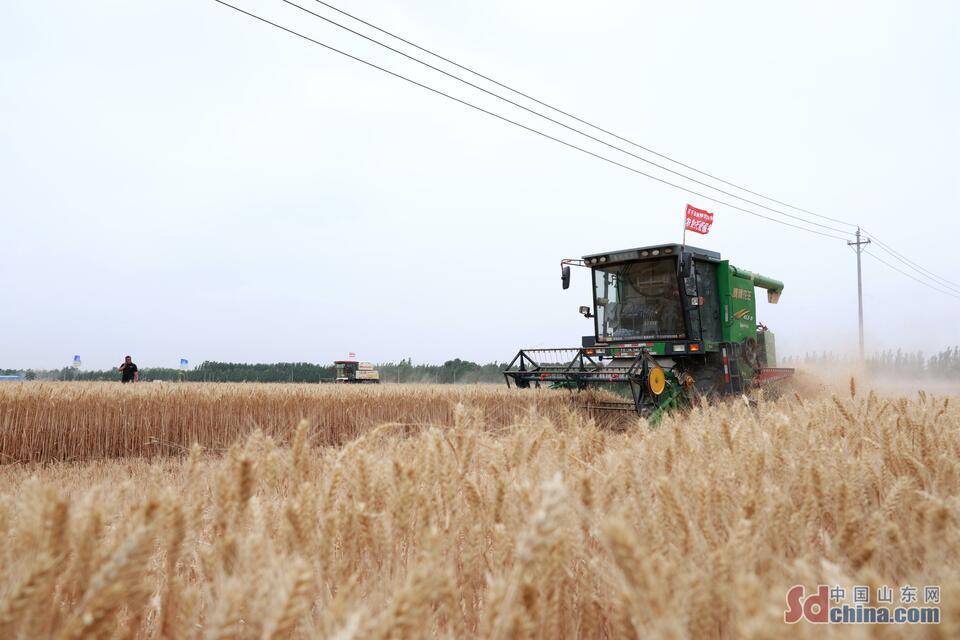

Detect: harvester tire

[743,337,765,372]
[685,354,725,403]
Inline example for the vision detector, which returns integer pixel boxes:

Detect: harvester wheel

[684,354,725,404]
[743,337,765,372]
[647,366,667,396]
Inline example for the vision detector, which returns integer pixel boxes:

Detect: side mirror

[561,265,571,290]
[579,305,594,319]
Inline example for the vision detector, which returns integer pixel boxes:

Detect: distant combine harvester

[328,360,380,384]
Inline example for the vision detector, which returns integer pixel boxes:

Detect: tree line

[7,347,960,383]
[1,358,510,384]
[780,347,960,378]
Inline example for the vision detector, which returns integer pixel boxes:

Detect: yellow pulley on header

[647,366,666,396]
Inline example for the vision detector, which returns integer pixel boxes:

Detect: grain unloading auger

[503,244,794,422]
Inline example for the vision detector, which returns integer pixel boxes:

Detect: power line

[861,229,960,294]
[864,250,960,300]
[309,0,859,230]
[869,237,960,294]
[216,0,960,304]
[279,0,853,236]
[211,0,850,241]
[313,0,960,300]
[303,0,960,299]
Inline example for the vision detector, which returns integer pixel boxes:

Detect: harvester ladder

[722,343,744,394]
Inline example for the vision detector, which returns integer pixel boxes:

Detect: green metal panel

[718,260,758,343]
[717,261,730,341]
[762,331,778,367]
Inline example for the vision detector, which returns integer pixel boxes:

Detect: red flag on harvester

[684,204,714,235]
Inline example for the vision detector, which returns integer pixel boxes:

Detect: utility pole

[848,227,871,361]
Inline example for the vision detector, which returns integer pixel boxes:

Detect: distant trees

[375,359,507,384]
[781,347,960,378]
[1,359,510,384]
[192,361,336,383]
[25,348,960,382]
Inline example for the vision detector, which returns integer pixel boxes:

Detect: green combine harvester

[503,244,794,422]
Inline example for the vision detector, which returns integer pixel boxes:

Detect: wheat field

[0,381,957,638]
[0,383,576,463]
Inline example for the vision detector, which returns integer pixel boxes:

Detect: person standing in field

[118,355,139,383]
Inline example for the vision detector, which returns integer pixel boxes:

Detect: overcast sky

[2,0,958,370]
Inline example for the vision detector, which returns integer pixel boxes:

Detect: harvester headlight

[652,249,660,256]
[599,256,607,263]
[640,250,649,256]
[647,366,666,396]
[664,248,673,254]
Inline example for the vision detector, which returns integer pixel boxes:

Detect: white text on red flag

[684,204,714,235]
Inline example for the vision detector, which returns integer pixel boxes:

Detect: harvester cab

[504,244,793,421]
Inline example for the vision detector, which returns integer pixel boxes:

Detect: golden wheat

[0,381,956,638]
[0,382,577,463]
